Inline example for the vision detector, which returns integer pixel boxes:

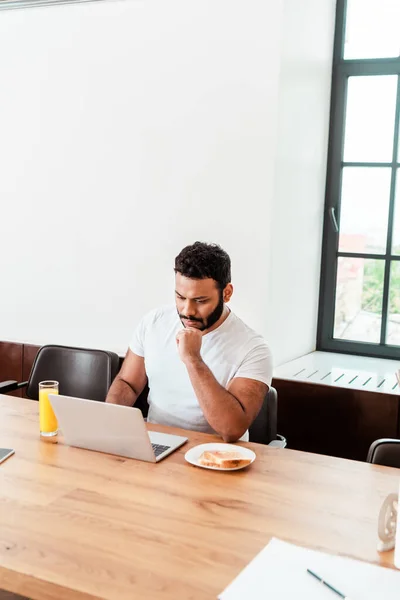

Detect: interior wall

[266,0,336,364]
[0,0,335,365]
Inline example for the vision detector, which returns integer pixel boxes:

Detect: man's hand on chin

[176,327,203,365]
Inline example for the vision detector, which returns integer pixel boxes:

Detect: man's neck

[204,304,231,334]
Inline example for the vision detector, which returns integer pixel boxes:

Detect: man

[106,242,272,442]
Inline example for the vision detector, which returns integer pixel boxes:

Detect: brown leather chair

[249,386,286,447]
[0,344,120,402]
[367,438,400,468]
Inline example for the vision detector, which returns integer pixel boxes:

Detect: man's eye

[196,300,206,304]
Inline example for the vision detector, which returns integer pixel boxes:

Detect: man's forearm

[184,358,247,442]
[105,377,137,407]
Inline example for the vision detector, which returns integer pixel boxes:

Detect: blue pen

[307,569,352,600]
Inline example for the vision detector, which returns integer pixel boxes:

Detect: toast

[198,450,252,469]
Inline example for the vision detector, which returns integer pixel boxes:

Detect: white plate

[184,442,256,471]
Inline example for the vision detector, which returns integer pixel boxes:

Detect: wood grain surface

[0,395,398,600]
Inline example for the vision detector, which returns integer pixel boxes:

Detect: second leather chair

[0,344,120,402]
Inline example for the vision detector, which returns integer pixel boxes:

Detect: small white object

[395,480,400,568]
[377,492,398,553]
[184,442,256,471]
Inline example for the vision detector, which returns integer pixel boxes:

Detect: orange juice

[39,383,58,436]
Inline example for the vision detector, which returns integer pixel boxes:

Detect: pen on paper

[307,569,351,600]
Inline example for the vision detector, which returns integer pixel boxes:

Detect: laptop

[48,394,188,462]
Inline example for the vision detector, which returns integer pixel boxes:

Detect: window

[318,0,400,359]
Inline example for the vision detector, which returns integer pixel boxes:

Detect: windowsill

[274,351,400,395]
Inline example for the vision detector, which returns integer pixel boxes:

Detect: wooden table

[0,396,398,600]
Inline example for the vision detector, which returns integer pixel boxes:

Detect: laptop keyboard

[152,443,171,457]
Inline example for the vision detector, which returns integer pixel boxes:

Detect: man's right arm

[105,349,147,406]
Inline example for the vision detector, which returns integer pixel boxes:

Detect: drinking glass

[39,380,59,437]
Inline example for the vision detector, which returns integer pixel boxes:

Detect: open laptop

[48,394,188,462]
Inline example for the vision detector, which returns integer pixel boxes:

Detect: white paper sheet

[219,538,400,600]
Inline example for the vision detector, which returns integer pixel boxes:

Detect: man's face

[175,273,226,331]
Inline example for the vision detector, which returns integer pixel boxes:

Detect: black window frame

[317,0,400,360]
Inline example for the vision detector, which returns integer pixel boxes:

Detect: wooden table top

[0,395,398,600]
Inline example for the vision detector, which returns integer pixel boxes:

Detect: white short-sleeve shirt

[130,305,273,439]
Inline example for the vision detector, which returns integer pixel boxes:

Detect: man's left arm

[176,328,271,442]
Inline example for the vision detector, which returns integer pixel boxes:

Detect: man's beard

[178,291,225,331]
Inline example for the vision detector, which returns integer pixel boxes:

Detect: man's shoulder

[227,311,264,338]
[227,312,271,350]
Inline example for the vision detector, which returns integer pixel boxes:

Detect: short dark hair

[174,242,231,290]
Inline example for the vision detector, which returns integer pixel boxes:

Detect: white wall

[0,0,335,365]
[266,0,336,363]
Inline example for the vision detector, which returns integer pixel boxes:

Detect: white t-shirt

[130,305,273,439]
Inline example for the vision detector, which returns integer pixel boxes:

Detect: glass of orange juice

[39,380,59,438]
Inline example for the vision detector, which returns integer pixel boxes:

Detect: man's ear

[223,283,233,303]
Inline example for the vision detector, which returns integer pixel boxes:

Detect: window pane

[344,0,400,59]
[334,257,384,343]
[387,261,400,345]
[393,172,400,255]
[339,167,391,254]
[343,76,397,163]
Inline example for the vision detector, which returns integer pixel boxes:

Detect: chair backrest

[26,345,120,402]
[249,386,278,444]
[366,438,400,468]
[135,384,150,418]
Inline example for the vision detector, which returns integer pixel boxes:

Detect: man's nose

[183,299,196,316]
